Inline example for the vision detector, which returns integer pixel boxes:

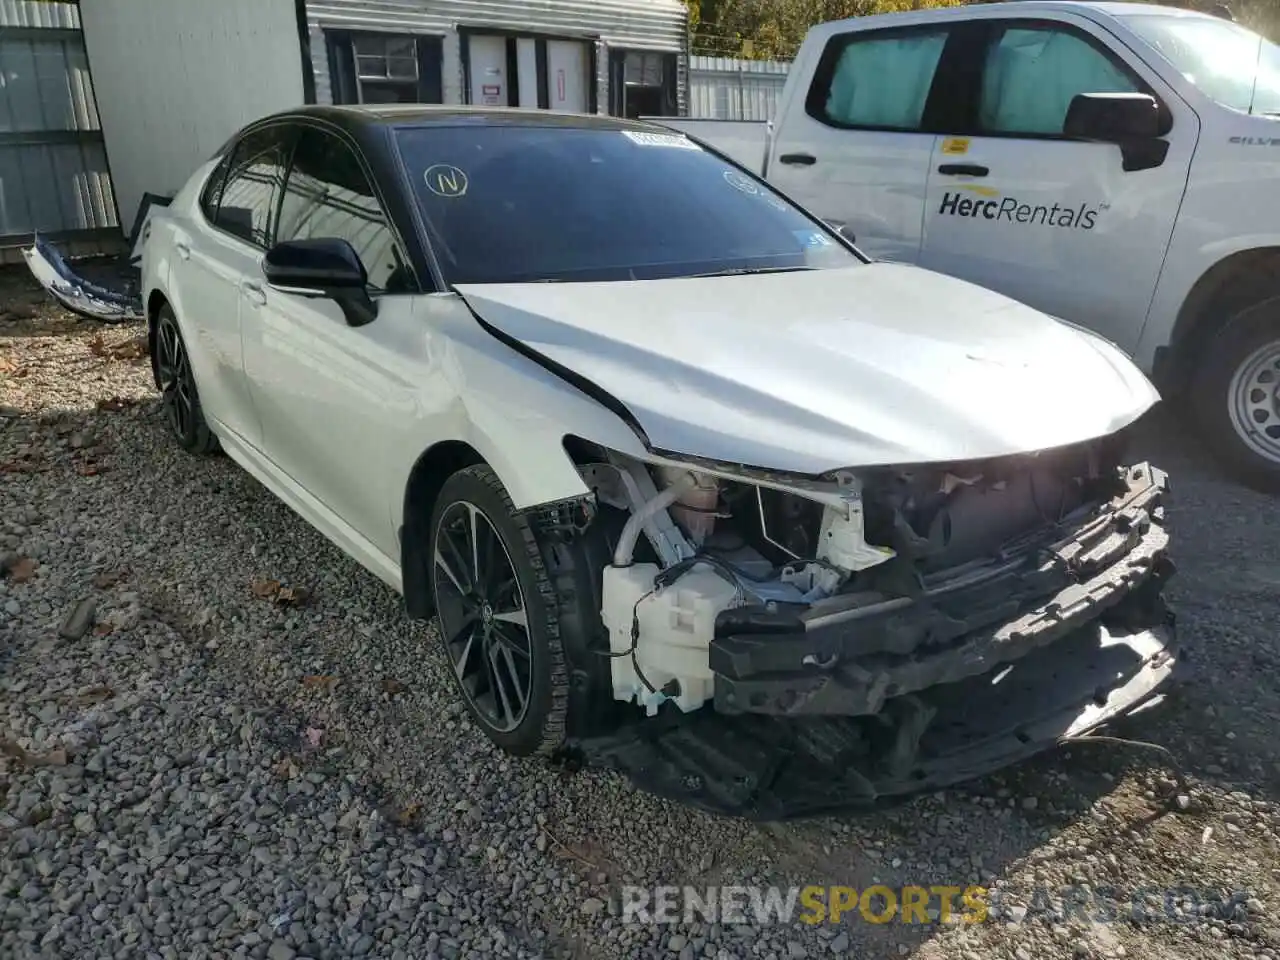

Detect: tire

[428,465,569,756]
[154,304,219,455]
[1190,294,1280,493]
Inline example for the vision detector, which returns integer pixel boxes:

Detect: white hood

[456,263,1158,474]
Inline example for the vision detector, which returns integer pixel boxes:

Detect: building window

[326,31,444,105]
[609,50,678,117]
[354,36,420,102]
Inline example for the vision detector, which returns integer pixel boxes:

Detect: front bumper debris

[23,235,143,324]
[713,462,1170,716]
[561,462,1180,819]
[567,617,1178,819]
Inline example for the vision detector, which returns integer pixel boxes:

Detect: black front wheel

[428,465,569,755]
[154,305,218,455]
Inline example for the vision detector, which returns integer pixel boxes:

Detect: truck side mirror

[822,219,856,245]
[1064,93,1168,173]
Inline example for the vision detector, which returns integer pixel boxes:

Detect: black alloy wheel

[155,305,218,454]
[428,465,569,755]
[434,499,533,732]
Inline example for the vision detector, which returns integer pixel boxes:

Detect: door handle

[240,280,267,307]
[174,241,191,261]
[779,153,817,166]
[937,163,989,177]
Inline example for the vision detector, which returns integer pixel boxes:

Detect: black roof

[261,104,671,137]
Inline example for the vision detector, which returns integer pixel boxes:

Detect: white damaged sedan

[47,106,1179,816]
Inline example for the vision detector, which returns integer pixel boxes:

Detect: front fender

[388,297,650,529]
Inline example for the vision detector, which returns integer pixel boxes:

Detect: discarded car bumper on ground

[23,235,143,324]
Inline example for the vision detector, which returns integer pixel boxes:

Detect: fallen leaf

[6,557,37,583]
[107,337,147,361]
[91,569,127,589]
[380,678,409,696]
[275,585,311,607]
[301,674,338,692]
[250,578,281,599]
[273,757,301,780]
[88,333,107,357]
[304,727,324,748]
[72,685,113,705]
[0,741,67,767]
[38,748,68,767]
[0,355,17,374]
[96,397,137,412]
[76,462,102,477]
[396,802,422,826]
[92,622,114,637]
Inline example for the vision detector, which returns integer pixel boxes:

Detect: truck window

[977,25,1140,136]
[1117,13,1280,116]
[807,28,950,131]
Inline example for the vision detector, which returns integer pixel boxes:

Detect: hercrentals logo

[938,190,1100,230]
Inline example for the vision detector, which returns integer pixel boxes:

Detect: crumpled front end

[560,433,1179,819]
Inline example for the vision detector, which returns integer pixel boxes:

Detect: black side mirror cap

[263,238,377,327]
[1064,93,1169,173]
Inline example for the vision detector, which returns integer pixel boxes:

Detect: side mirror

[262,237,377,327]
[1064,93,1168,173]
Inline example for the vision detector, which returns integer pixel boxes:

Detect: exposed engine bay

[552,433,1177,818]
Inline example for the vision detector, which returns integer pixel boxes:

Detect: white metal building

[306,0,688,119]
[7,0,688,248]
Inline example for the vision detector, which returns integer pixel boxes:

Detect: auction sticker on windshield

[622,131,700,149]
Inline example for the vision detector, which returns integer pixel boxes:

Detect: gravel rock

[3,291,1280,960]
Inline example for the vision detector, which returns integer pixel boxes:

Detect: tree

[689,0,1279,59]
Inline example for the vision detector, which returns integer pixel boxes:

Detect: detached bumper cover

[23,235,143,324]
[564,463,1179,819]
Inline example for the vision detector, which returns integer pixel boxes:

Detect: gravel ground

[2,266,1280,960]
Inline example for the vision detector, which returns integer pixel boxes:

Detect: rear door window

[214,125,294,247]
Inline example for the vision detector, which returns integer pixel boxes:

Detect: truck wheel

[428,465,570,756]
[1191,295,1280,492]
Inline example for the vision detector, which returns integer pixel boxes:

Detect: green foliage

[689,0,964,60]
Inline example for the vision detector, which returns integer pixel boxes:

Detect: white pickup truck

[661,1,1280,490]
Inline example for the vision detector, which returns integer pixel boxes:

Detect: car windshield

[393,123,860,285]
[1119,13,1280,116]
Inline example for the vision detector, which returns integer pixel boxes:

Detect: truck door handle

[937,163,989,177]
[240,280,267,307]
[779,153,817,166]
[174,241,191,261]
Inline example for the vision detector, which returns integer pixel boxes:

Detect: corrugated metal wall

[687,55,790,121]
[306,0,687,111]
[0,0,118,251]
